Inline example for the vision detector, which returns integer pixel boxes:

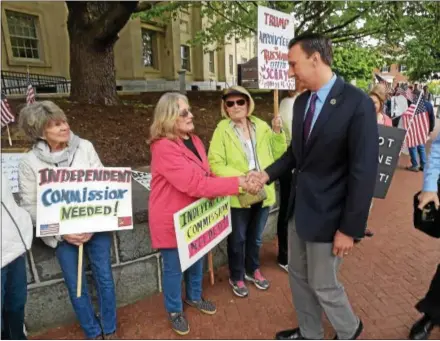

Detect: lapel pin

[330,99,336,105]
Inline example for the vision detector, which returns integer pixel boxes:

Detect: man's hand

[418,191,439,210]
[246,170,270,187]
[332,230,354,258]
[63,233,94,246]
[239,176,263,195]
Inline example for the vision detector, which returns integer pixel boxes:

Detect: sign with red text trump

[258,6,295,90]
[36,167,133,236]
[174,197,232,272]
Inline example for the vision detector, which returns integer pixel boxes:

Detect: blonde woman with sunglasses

[148,92,259,336]
[208,86,287,298]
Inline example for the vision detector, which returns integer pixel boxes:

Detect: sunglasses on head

[225,99,247,108]
[179,109,191,117]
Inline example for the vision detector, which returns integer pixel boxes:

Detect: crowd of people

[1,33,439,340]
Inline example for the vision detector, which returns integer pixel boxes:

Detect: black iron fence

[1,70,70,95]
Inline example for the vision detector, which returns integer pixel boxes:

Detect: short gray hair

[18,101,67,141]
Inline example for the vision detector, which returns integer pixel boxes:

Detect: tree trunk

[66,1,139,105]
[69,32,118,105]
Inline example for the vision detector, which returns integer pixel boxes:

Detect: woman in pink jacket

[148,92,254,336]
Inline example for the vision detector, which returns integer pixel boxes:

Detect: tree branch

[134,1,159,13]
[92,2,138,43]
[234,1,249,14]
[207,2,256,33]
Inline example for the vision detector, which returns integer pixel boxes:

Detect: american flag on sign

[1,90,15,128]
[401,92,430,149]
[39,223,60,236]
[26,72,35,105]
[375,74,392,94]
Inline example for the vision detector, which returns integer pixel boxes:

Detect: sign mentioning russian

[257,6,295,90]
[36,167,133,236]
[174,197,232,272]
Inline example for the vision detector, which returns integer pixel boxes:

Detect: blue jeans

[56,233,116,339]
[1,254,27,340]
[228,203,270,281]
[160,248,204,313]
[409,145,427,168]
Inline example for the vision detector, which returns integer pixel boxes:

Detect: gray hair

[288,34,333,67]
[18,101,67,141]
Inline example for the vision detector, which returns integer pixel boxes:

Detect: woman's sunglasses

[179,109,191,117]
[225,99,247,108]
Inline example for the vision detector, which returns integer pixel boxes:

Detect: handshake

[238,170,270,195]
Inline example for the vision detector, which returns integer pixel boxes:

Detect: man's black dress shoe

[275,328,307,340]
[334,319,363,340]
[409,315,434,340]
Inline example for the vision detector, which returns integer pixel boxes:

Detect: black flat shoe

[409,315,434,340]
[364,229,374,237]
[334,319,363,340]
[275,328,307,340]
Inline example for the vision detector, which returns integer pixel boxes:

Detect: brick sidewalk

[32,155,440,340]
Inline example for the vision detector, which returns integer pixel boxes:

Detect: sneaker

[229,279,249,297]
[407,166,419,172]
[245,269,270,290]
[168,312,190,336]
[184,298,217,315]
[364,229,374,237]
[278,263,288,273]
[419,165,424,171]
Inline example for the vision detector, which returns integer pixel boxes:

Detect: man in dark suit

[249,34,378,339]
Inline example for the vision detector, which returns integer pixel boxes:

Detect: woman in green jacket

[208,86,287,298]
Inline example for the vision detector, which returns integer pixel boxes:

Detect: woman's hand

[271,116,282,134]
[239,176,262,195]
[63,233,94,246]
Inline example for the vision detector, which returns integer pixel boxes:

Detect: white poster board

[258,6,295,90]
[1,153,24,193]
[174,197,232,272]
[36,167,133,236]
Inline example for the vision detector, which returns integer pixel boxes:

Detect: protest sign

[36,167,133,236]
[174,196,232,272]
[1,152,24,193]
[257,6,295,90]
[131,170,152,191]
[374,126,406,199]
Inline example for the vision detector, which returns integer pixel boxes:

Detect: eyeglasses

[225,99,247,108]
[179,109,191,117]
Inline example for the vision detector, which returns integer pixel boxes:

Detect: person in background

[407,93,435,172]
[208,86,287,297]
[363,85,393,238]
[18,101,118,340]
[276,80,306,271]
[148,92,259,336]
[1,173,33,340]
[423,85,434,104]
[409,133,440,340]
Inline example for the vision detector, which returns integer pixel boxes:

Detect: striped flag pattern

[26,72,35,105]
[401,93,430,148]
[375,74,392,93]
[1,91,15,128]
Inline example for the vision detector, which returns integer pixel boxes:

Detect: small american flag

[39,223,60,236]
[26,72,35,105]
[375,74,392,94]
[402,92,430,149]
[395,85,413,103]
[1,90,15,128]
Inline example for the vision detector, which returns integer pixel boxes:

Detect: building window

[181,45,191,71]
[209,51,215,73]
[399,64,407,72]
[141,29,155,68]
[229,54,234,75]
[180,20,189,33]
[6,10,40,60]
[380,65,390,73]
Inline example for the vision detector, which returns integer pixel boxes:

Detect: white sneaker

[278,263,288,273]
